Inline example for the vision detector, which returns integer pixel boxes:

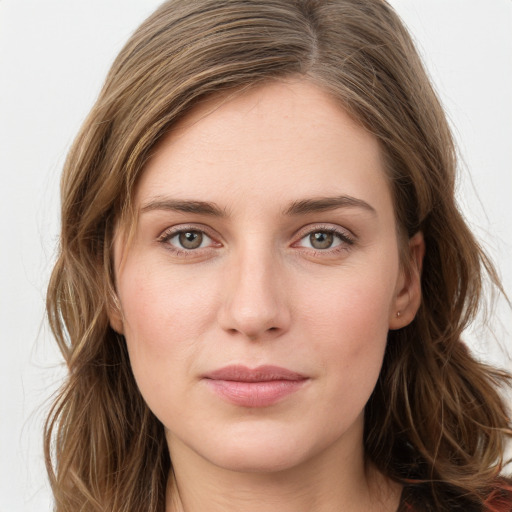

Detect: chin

[209,444,305,474]
[195,422,328,474]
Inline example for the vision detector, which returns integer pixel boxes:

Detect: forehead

[135,80,392,217]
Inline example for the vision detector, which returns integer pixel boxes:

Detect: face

[111,80,422,475]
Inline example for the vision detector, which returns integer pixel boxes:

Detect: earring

[396,311,401,318]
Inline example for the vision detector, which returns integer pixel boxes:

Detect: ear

[389,231,425,330]
[107,291,125,335]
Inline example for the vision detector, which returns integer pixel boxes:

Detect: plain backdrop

[1,1,511,510]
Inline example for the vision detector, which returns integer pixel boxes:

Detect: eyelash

[157,225,220,257]
[292,224,355,255]
[157,224,356,257]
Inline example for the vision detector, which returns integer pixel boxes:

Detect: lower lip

[205,379,307,407]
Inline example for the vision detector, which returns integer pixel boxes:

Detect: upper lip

[204,365,307,382]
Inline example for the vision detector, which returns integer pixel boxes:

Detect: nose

[217,246,291,341]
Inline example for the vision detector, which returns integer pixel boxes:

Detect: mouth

[203,365,309,408]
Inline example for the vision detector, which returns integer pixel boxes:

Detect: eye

[307,231,338,250]
[158,227,218,252]
[295,227,354,251]
[174,230,208,250]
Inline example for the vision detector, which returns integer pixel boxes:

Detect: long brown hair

[45,1,511,510]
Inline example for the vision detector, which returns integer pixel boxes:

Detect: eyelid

[157,224,222,249]
[155,222,355,256]
[292,223,356,249]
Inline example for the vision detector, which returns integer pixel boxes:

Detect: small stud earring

[396,311,401,318]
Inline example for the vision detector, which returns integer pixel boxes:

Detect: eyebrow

[140,194,376,218]
[141,198,227,217]
[283,195,377,216]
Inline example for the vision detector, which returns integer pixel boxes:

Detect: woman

[45,0,512,511]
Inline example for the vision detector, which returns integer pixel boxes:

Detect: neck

[165,427,401,512]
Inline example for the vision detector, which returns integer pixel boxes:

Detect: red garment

[484,482,512,512]
[396,481,512,512]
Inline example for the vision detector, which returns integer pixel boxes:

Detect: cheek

[300,263,395,340]
[297,262,397,392]
[120,261,216,345]
[116,262,219,405]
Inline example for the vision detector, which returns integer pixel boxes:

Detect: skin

[110,80,424,512]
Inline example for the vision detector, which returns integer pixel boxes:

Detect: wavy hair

[45,0,511,510]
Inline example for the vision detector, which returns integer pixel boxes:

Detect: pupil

[179,231,203,249]
[310,232,333,249]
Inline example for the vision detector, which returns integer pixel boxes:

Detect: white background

[0,1,511,510]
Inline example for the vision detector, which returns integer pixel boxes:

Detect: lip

[203,365,308,408]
